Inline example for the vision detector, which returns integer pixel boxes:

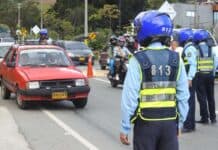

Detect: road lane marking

[42,110,99,150]
[93,78,110,84]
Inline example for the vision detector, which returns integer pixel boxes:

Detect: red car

[0,44,90,109]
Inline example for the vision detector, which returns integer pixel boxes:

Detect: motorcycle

[107,56,129,87]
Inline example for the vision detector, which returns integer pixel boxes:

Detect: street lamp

[119,0,122,30]
[18,3,21,28]
[40,0,43,29]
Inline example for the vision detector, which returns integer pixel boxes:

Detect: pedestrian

[170,40,183,56]
[39,28,48,45]
[120,10,189,150]
[194,29,217,124]
[178,28,197,133]
[170,40,179,51]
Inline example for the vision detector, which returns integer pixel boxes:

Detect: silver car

[0,42,14,62]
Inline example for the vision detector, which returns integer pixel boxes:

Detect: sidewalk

[0,106,31,150]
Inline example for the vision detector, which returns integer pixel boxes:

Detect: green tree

[88,28,111,51]
[0,0,40,36]
[89,4,120,31]
[44,11,74,40]
[21,0,40,30]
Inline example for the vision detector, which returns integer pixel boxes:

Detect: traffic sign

[32,25,40,35]
[159,1,176,20]
[88,32,96,40]
[21,28,27,37]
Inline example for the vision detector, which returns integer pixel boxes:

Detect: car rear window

[65,42,89,50]
[19,49,71,67]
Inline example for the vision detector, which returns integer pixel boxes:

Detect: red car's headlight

[26,81,40,89]
[75,79,86,86]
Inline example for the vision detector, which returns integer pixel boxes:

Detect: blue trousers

[133,120,178,150]
[109,58,115,75]
[183,77,196,130]
[196,73,216,121]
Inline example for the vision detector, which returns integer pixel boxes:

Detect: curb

[82,69,108,77]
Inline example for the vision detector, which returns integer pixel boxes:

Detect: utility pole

[40,0,43,29]
[18,3,21,28]
[119,0,122,30]
[84,0,88,37]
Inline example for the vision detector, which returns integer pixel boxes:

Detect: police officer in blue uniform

[120,10,189,150]
[194,29,217,124]
[178,28,197,132]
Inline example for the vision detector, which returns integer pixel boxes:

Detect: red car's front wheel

[16,92,28,109]
[72,98,87,108]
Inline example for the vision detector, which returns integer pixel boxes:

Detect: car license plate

[79,57,85,61]
[52,91,68,99]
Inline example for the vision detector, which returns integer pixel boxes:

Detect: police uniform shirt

[121,42,190,135]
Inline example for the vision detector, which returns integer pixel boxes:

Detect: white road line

[93,78,110,84]
[42,110,99,150]
[216,111,218,115]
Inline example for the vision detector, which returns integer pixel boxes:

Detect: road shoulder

[0,106,31,150]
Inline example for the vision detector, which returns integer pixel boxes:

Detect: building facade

[172,3,213,30]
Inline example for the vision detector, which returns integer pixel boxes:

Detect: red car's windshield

[18,49,71,67]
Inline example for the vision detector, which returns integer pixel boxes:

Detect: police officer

[120,10,189,150]
[39,28,48,44]
[178,28,197,133]
[194,29,217,124]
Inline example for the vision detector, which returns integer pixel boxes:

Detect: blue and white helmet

[193,29,209,43]
[134,10,173,44]
[39,28,48,35]
[178,28,193,45]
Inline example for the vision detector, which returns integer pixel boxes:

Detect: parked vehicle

[0,44,90,109]
[0,42,14,62]
[0,37,15,43]
[53,40,94,65]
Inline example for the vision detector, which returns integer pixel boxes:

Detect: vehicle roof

[0,42,14,46]
[13,44,63,51]
[55,40,83,44]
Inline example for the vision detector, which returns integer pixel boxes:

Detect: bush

[88,28,111,52]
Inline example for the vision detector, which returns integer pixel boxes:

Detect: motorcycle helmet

[118,36,126,47]
[134,10,173,46]
[193,29,209,43]
[110,35,117,46]
[39,28,48,36]
[178,28,193,46]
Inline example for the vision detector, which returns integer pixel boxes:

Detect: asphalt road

[0,64,218,150]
